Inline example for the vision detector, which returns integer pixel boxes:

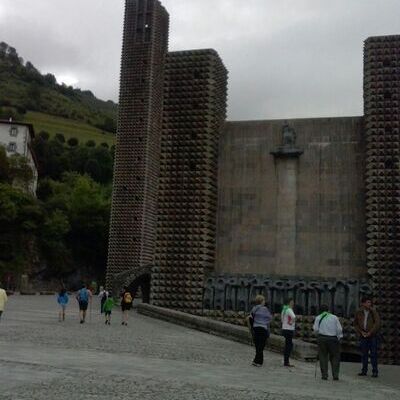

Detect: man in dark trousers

[313,304,343,381]
[354,296,381,378]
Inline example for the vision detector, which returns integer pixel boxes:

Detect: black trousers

[282,329,294,365]
[317,335,341,379]
[253,327,269,365]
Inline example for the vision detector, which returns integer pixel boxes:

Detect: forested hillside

[0,133,114,289]
[0,42,118,141]
[0,42,120,287]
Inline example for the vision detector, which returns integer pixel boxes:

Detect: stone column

[274,157,300,275]
[271,124,303,276]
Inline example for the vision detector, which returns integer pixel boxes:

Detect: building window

[7,142,17,152]
[9,127,18,137]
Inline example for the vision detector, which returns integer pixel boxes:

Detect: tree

[41,173,111,278]
[0,146,10,183]
[0,183,42,276]
[39,209,71,276]
[8,154,33,192]
[44,73,57,86]
[86,140,96,148]
[67,137,79,147]
[0,42,7,58]
[65,174,110,277]
[35,138,65,179]
[84,159,101,182]
[91,147,113,184]
[98,117,116,133]
[27,83,42,103]
[36,178,53,201]
[55,133,66,143]
[38,131,50,141]
[69,145,89,173]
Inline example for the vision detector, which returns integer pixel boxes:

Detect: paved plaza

[0,296,399,399]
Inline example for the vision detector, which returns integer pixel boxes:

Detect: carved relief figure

[282,122,297,147]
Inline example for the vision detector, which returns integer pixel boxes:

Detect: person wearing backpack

[120,286,133,326]
[98,286,108,314]
[76,283,92,324]
[281,298,296,367]
[354,296,381,378]
[57,287,69,322]
[247,294,272,367]
[313,304,343,381]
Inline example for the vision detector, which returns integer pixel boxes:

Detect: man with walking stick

[313,304,343,381]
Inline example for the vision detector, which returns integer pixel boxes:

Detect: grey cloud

[1,0,400,119]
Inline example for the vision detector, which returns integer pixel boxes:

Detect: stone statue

[282,122,296,147]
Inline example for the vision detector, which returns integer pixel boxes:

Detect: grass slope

[0,42,118,138]
[24,112,115,146]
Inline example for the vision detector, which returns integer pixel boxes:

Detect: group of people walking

[55,284,134,325]
[248,295,381,380]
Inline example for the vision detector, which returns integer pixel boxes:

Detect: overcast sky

[1,0,399,120]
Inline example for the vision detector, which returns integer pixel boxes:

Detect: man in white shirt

[313,304,343,381]
[0,282,8,322]
[281,298,296,367]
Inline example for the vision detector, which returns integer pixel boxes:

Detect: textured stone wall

[364,34,400,364]
[202,273,371,352]
[106,0,169,289]
[203,274,370,317]
[151,49,228,313]
[216,117,366,279]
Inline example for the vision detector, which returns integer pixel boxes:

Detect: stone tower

[151,50,228,313]
[364,34,400,364]
[106,0,169,290]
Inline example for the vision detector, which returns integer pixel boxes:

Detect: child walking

[103,292,115,325]
[57,288,69,322]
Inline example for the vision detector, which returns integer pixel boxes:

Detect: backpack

[78,289,89,303]
[123,292,132,304]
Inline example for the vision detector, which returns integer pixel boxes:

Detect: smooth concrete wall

[216,117,366,279]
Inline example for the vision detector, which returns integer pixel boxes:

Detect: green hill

[25,111,115,146]
[0,42,118,143]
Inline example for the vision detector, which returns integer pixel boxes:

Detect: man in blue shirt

[76,284,92,324]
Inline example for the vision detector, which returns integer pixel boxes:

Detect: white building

[0,120,38,194]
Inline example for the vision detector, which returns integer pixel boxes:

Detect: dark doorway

[127,274,151,303]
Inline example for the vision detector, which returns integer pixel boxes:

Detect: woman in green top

[103,292,115,325]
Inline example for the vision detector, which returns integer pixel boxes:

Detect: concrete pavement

[0,295,398,399]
